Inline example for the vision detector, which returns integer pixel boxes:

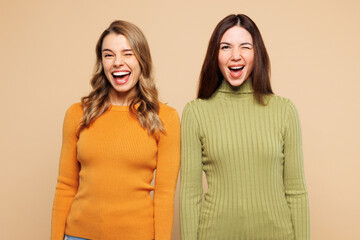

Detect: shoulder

[158,102,179,122]
[182,97,218,117]
[61,103,83,136]
[267,94,298,110]
[272,95,298,109]
[157,102,180,136]
[268,95,300,121]
[181,99,212,126]
[182,98,209,114]
[64,102,83,122]
[159,102,178,116]
[267,94,291,105]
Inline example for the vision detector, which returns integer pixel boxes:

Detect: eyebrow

[220,42,253,46]
[102,48,133,52]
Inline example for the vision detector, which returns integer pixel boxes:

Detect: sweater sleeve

[153,108,181,240]
[51,104,81,240]
[283,100,310,240]
[180,103,203,240]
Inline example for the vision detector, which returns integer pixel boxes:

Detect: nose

[231,48,242,61]
[113,55,124,67]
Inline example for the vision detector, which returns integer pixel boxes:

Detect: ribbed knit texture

[180,79,309,240]
[51,102,180,240]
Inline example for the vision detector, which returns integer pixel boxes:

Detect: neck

[218,78,254,94]
[108,89,137,106]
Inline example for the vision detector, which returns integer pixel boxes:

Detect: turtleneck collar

[217,78,254,95]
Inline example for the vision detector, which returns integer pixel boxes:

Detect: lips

[112,71,131,85]
[228,65,244,78]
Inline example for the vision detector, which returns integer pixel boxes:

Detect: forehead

[102,33,132,50]
[220,26,253,44]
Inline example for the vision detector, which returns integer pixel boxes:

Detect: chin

[226,78,246,87]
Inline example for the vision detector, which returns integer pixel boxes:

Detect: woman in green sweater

[180,14,309,240]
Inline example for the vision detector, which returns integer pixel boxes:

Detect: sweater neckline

[109,105,130,112]
[218,78,254,94]
[217,79,254,95]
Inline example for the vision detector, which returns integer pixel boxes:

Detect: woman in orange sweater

[51,20,180,240]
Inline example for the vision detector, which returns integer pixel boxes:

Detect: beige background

[1,0,360,239]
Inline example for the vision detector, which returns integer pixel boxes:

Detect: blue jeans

[64,235,90,240]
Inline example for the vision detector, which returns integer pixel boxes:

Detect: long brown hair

[78,20,164,135]
[198,14,273,104]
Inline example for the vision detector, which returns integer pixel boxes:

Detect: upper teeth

[230,66,243,70]
[113,72,130,76]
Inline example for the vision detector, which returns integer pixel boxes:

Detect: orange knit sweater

[51,102,180,240]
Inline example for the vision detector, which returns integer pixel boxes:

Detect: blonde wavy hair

[78,20,164,135]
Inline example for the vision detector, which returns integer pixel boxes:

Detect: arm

[51,104,81,240]
[180,103,203,240]
[153,108,181,240]
[283,100,310,240]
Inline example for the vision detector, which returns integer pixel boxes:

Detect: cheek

[102,60,110,72]
[128,59,140,70]
[245,53,254,67]
[218,54,228,69]
[134,61,141,72]
[130,64,140,77]
[102,62,113,81]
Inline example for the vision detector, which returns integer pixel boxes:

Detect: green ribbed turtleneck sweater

[180,79,309,240]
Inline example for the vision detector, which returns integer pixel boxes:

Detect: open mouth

[228,66,244,72]
[228,66,244,78]
[112,71,131,84]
